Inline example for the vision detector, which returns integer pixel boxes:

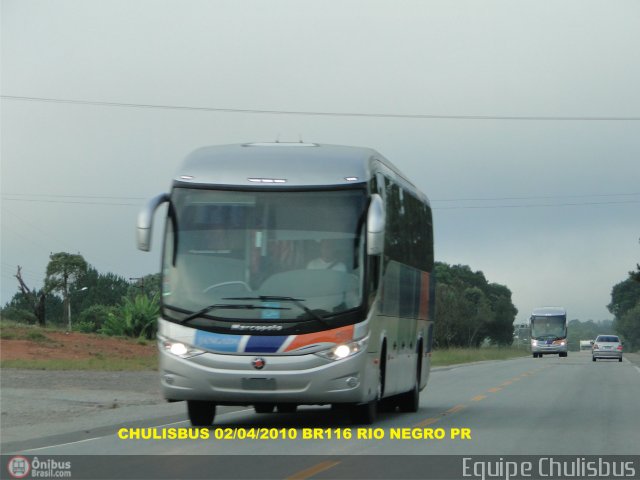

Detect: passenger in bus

[307,239,347,272]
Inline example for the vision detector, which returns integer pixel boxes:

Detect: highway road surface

[3,351,639,478]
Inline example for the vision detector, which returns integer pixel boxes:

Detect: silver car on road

[592,335,623,362]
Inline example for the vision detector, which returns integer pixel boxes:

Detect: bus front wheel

[254,403,275,413]
[350,397,378,425]
[350,354,384,424]
[187,400,216,426]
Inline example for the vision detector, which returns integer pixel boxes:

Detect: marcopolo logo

[7,456,30,479]
[231,324,283,331]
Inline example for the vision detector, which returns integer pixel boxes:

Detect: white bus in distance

[530,307,568,358]
[137,142,435,425]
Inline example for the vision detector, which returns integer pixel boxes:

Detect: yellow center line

[471,395,487,402]
[414,417,439,427]
[286,460,341,480]
[445,404,466,414]
[487,387,502,393]
[500,381,512,386]
[511,377,521,381]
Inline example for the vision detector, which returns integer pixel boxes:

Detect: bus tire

[398,348,422,413]
[277,404,297,413]
[187,400,216,426]
[350,398,377,425]
[350,352,384,424]
[254,403,275,413]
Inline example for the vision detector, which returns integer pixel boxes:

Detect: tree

[433,262,517,348]
[482,283,517,346]
[44,252,88,327]
[1,290,63,325]
[630,264,640,283]
[615,303,640,351]
[607,275,640,319]
[13,266,47,326]
[608,269,640,351]
[74,267,130,314]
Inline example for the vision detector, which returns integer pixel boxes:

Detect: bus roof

[172,143,424,197]
[531,307,566,317]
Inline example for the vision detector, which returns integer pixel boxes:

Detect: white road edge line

[621,357,640,375]
[21,408,255,453]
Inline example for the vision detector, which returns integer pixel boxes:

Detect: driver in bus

[307,239,347,272]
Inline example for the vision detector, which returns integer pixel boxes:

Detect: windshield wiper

[224,296,330,327]
[533,334,561,340]
[180,303,289,325]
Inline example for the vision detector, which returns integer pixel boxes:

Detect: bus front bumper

[531,342,567,354]
[158,347,377,405]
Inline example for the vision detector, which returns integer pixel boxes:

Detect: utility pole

[129,277,145,294]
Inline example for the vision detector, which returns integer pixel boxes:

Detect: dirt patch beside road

[0,328,156,361]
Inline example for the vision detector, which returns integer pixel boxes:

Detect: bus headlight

[159,336,205,359]
[315,336,369,361]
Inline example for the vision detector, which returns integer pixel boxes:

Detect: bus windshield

[530,315,566,339]
[162,187,367,322]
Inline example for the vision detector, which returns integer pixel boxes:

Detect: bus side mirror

[137,193,170,251]
[367,194,385,256]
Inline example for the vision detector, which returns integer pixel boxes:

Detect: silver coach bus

[137,142,435,425]
[530,307,568,358]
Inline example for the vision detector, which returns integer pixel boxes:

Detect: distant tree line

[566,319,615,351]
[1,252,159,339]
[434,262,518,348]
[3,254,524,349]
[608,265,640,351]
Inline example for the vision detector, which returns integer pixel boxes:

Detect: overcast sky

[1,0,639,323]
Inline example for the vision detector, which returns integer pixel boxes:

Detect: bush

[101,294,159,339]
[77,304,115,332]
[75,320,97,333]
[100,312,127,337]
[0,307,37,324]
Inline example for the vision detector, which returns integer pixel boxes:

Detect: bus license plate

[242,378,277,390]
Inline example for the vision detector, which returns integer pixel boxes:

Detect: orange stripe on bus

[419,272,430,320]
[284,325,355,352]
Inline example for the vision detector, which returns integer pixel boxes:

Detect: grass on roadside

[431,347,530,367]
[0,356,158,371]
[1,319,158,371]
[0,326,55,343]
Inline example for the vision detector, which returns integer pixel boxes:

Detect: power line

[432,200,640,210]
[431,192,640,202]
[2,198,139,207]
[2,95,640,121]
[2,193,147,200]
